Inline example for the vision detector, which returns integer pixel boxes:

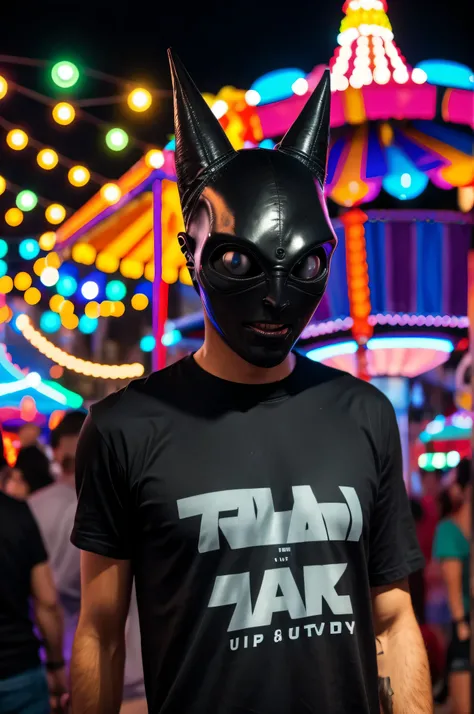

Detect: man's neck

[195,321,295,385]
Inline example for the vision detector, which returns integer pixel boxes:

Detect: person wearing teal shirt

[433,458,471,714]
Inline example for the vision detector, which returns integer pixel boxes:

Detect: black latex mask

[169,50,337,368]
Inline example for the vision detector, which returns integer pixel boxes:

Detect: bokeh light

[51,61,80,89]
[45,204,66,225]
[39,232,57,251]
[0,276,13,294]
[56,275,77,297]
[0,260,7,277]
[105,279,126,301]
[0,176,6,195]
[0,239,8,258]
[81,280,99,300]
[100,183,121,204]
[5,208,24,226]
[131,293,149,311]
[14,272,32,291]
[140,335,156,352]
[84,301,100,319]
[6,129,28,150]
[68,165,90,187]
[50,294,65,312]
[24,287,41,305]
[105,128,129,152]
[16,190,38,212]
[40,311,61,333]
[37,149,59,170]
[52,102,75,125]
[40,267,60,287]
[127,88,152,112]
[34,258,46,276]
[19,238,40,260]
[79,315,98,334]
[0,76,8,100]
[145,149,165,169]
[61,313,79,330]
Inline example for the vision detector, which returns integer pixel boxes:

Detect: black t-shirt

[0,492,48,679]
[72,354,423,714]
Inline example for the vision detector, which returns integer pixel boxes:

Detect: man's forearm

[35,601,64,662]
[377,618,432,714]
[70,625,125,714]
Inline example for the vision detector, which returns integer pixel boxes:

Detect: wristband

[46,660,65,671]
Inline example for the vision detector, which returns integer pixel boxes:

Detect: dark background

[0,0,472,239]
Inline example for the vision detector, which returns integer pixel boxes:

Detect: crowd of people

[0,412,146,714]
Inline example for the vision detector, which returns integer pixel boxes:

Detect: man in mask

[70,51,432,714]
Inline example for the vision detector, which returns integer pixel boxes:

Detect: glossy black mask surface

[183,148,337,368]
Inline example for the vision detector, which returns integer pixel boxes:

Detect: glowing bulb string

[0,174,73,212]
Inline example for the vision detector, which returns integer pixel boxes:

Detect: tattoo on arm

[376,638,394,713]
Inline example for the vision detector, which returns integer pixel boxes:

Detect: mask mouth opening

[243,322,292,338]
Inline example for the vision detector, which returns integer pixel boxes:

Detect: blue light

[56,275,77,297]
[106,279,126,301]
[382,146,429,201]
[415,60,474,90]
[306,341,358,362]
[367,336,454,352]
[140,335,156,352]
[165,138,175,150]
[19,238,40,260]
[162,329,182,347]
[411,382,425,409]
[250,68,306,105]
[0,239,8,259]
[259,139,275,149]
[135,281,152,299]
[79,315,98,334]
[0,260,7,277]
[40,311,61,334]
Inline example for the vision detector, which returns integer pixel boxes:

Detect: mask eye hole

[213,250,262,278]
[292,249,326,281]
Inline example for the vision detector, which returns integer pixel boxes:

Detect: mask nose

[263,272,290,312]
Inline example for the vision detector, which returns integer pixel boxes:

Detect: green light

[51,61,80,89]
[105,128,129,152]
[105,279,127,301]
[16,190,38,212]
[44,380,84,409]
[0,239,8,259]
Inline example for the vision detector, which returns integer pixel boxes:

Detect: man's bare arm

[31,561,64,662]
[70,552,132,714]
[372,579,432,714]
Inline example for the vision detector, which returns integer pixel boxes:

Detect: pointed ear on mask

[168,49,237,224]
[277,69,331,187]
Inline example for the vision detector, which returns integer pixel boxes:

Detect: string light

[16,190,38,212]
[145,149,165,169]
[0,276,13,294]
[51,61,80,89]
[16,314,144,380]
[100,183,121,204]
[131,293,149,311]
[40,267,60,287]
[24,287,41,305]
[37,149,59,170]
[127,88,152,112]
[68,166,90,187]
[52,102,75,125]
[39,232,57,251]
[0,176,6,195]
[5,207,23,226]
[45,204,66,225]
[105,128,129,152]
[6,129,28,150]
[0,76,8,100]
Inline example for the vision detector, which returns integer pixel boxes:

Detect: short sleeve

[23,503,48,569]
[71,413,130,559]
[368,399,425,586]
[433,521,462,561]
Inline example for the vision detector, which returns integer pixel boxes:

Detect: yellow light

[45,251,61,269]
[33,258,46,276]
[145,149,165,169]
[14,272,32,291]
[5,207,23,226]
[37,149,59,170]
[52,102,75,125]
[50,294,65,312]
[59,299,74,315]
[0,305,12,324]
[45,204,66,225]
[0,276,13,294]
[24,287,41,305]
[68,165,90,187]
[0,176,6,195]
[120,258,144,279]
[39,231,56,251]
[131,293,149,311]
[6,129,28,150]
[127,88,152,112]
[72,242,96,265]
[96,252,119,273]
[61,313,79,330]
[111,301,125,317]
[100,183,121,205]
[84,301,100,319]
[0,76,8,100]
[99,300,112,317]
[144,262,154,281]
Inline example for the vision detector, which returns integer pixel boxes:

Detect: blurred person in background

[0,489,68,713]
[433,458,471,714]
[18,424,41,450]
[4,446,53,500]
[0,431,11,490]
[30,415,147,713]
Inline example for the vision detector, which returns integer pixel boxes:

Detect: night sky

[0,0,472,239]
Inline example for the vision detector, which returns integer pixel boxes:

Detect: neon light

[249,68,307,105]
[415,60,474,90]
[367,336,454,352]
[162,329,182,347]
[306,341,358,362]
